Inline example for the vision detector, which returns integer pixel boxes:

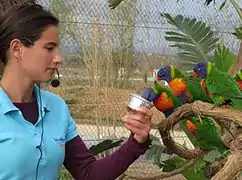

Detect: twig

[152,100,242,179]
[127,157,201,180]
[207,158,228,178]
[211,151,242,180]
[157,100,242,162]
[211,131,242,180]
[159,130,204,159]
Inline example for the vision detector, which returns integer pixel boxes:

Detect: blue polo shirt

[0,85,79,180]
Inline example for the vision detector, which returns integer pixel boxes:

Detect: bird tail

[231,98,242,109]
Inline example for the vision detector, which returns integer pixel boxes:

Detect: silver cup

[127,94,154,111]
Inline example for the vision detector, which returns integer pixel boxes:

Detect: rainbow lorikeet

[155,65,213,104]
[192,62,242,109]
[141,82,200,147]
[154,66,227,153]
[140,82,227,153]
[186,117,227,153]
[140,81,181,117]
[233,70,242,91]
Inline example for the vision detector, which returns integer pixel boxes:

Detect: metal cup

[127,94,154,111]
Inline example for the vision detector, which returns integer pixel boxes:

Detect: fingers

[126,106,153,119]
[123,118,151,141]
[124,121,150,140]
[135,107,153,118]
[122,107,152,143]
[123,116,147,127]
[123,107,153,125]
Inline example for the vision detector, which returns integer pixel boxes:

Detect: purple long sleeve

[64,134,151,180]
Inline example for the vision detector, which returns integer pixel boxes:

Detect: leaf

[232,27,242,39]
[108,0,124,9]
[214,44,236,73]
[89,139,124,155]
[183,159,207,180]
[204,0,215,6]
[229,0,242,20]
[219,0,227,10]
[161,156,207,180]
[145,134,169,167]
[203,150,221,163]
[160,13,219,68]
[161,156,184,172]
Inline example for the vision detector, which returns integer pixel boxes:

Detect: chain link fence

[36,0,241,179]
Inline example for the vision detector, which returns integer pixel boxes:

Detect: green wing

[185,76,214,103]
[206,67,242,108]
[189,117,227,154]
[207,67,242,96]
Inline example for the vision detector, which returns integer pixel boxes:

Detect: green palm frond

[232,27,242,39]
[204,0,242,19]
[204,0,215,6]
[160,13,219,66]
[108,0,125,9]
[229,0,242,20]
[214,43,236,73]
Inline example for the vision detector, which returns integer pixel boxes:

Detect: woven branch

[157,100,242,180]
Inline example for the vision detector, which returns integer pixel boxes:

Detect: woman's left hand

[122,107,153,143]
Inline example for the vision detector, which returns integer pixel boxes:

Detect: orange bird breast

[169,78,186,96]
[237,81,242,91]
[186,119,196,133]
[153,92,174,112]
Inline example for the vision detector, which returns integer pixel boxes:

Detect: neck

[170,65,182,79]
[207,62,213,75]
[238,71,242,80]
[0,66,35,103]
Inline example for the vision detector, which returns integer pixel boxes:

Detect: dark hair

[0,1,59,65]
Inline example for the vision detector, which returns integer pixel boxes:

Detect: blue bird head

[156,66,171,82]
[192,63,207,78]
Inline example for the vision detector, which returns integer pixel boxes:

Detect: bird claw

[192,106,203,123]
[221,104,230,108]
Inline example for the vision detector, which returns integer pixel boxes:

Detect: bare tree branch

[155,100,242,179]
[127,156,202,180]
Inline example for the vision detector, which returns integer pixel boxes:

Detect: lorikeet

[140,82,227,153]
[186,117,227,153]
[233,70,242,91]
[192,62,242,109]
[141,82,200,146]
[140,82,181,117]
[155,65,213,104]
[154,66,227,153]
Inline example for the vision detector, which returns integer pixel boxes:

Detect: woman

[0,1,153,180]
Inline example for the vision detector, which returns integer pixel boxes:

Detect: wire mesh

[36,0,241,179]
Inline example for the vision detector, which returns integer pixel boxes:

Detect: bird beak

[156,76,162,81]
[192,71,198,77]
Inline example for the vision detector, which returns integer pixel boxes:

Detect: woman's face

[11,25,63,83]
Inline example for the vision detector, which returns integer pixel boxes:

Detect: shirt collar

[0,84,50,115]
